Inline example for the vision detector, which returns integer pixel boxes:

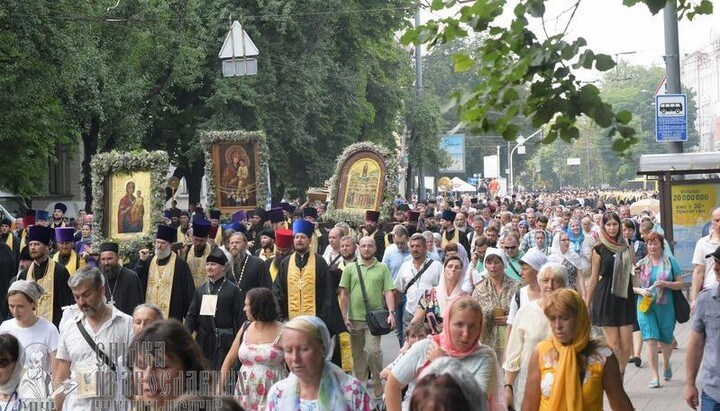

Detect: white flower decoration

[541,372,554,398]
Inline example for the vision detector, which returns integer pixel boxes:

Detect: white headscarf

[0,336,25,395]
[549,233,587,271]
[437,258,466,314]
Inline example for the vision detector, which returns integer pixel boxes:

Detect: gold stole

[440,228,460,249]
[287,252,317,318]
[177,226,187,244]
[53,250,82,276]
[269,258,280,282]
[20,230,27,251]
[310,229,323,255]
[334,258,354,372]
[27,259,56,324]
[147,253,177,319]
[186,246,211,287]
[4,234,12,250]
[214,226,223,245]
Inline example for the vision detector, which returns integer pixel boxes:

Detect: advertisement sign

[671,182,720,271]
[439,134,465,173]
[484,155,498,179]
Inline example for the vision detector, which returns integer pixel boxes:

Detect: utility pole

[663,0,683,155]
[414,6,426,201]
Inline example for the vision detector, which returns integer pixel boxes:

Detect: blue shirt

[382,244,411,280]
[692,283,720,402]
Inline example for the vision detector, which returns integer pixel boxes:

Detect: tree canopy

[402,0,712,152]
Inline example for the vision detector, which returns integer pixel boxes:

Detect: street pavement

[377,319,695,410]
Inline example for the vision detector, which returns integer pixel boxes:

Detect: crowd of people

[0,191,716,410]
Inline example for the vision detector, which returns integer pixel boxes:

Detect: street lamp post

[509,129,543,195]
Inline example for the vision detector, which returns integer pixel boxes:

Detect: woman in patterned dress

[472,248,520,359]
[220,288,286,410]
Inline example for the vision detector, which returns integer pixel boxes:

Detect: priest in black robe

[0,241,16,319]
[276,220,345,340]
[223,229,272,324]
[135,225,195,321]
[360,210,385,261]
[16,225,73,327]
[186,248,243,370]
[0,218,19,268]
[98,241,144,316]
[439,209,471,255]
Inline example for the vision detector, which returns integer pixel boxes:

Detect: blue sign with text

[656,94,687,142]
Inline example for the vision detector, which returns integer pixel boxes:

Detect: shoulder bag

[673,289,690,323]
[355,261,392,336]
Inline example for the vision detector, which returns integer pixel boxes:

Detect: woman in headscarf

[265,316,370,411]
[585,211,637,379]
[472,248,520,359]
[0,333,26,409]
[522,289,633,411]
[548,231,588,298]
[386,296,501,411]
[503,263,566,411]
[412,256,466,335]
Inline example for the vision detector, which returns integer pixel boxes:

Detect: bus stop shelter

[637,152,720,270]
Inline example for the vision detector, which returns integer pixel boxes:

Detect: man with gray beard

[135,225,195,321]
[98,242,144,316]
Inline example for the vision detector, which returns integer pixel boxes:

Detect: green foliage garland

[200,130,270,213]
[90,150,169,259]
[325,142,399,226]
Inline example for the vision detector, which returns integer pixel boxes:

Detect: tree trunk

[405,162,413,200]
[81,116,100,212]
[186,158,205,209]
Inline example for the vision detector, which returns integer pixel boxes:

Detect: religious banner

[201,130,270,213]
[325,142,398,226]
[91,151,169,257]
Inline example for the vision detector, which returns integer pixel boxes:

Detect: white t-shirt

[692,234,720,289]
[0,317,59,360]
[394,259,442,314]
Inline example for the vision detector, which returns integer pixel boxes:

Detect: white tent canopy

[450,177,477,192]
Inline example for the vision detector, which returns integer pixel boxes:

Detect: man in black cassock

[224,229,271,324]
[0,218,19,268]
[16,225,73,327]
[0,241,16,319]
[360,210,385,261]
[135,225,195,321]
[186,248,243,370]
[439,209,471,255]
[276,220,346,359]
[98,241,144,316]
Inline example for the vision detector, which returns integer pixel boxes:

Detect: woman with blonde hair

[522,289,633,411]
[265,316,370,410]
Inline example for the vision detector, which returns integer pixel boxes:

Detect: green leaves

[452,53,475,72]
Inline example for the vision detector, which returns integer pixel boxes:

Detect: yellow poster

[671,183,720,270]
[342,158,382,211]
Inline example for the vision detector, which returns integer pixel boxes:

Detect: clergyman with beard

[98,242,144,316]
[223,230,271,324]
[135,224,195,321]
